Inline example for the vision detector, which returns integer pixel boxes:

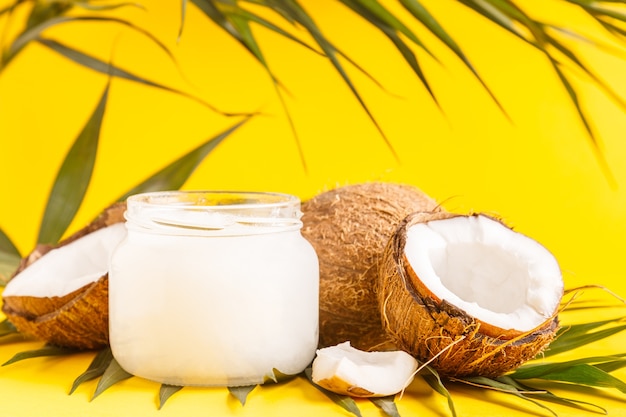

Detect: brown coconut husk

[301,182,443,350]
[2,202,126,349]
[378,211,559,377]
[3,277,109,349]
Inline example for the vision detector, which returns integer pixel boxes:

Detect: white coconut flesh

[404,215,563,333]
[3,223,127,298]
[311,341,419,397]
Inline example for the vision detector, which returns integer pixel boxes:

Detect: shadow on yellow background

[0,1,626,415]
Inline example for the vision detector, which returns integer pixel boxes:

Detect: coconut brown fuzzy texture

[2,202,126,349]
[3,277,109,349]
[378,212,559,378]
[301,182,443,350]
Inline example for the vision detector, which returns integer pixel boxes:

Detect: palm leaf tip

[91,358,133,400]
[37,82,110,245]
[159,384,183,409]
[228,384,256,406]
[116,117,249,202]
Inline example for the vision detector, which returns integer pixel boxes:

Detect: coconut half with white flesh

[379,212,563,377]
[2,203,127,349]
[311,341,418,397]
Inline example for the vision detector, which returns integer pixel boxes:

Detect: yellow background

[1,1,626,416]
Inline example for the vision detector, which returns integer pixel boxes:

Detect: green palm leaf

[159,384,184,409]
[452,0,625,181]
[459,376,560,417]
[36,37,247,117]
[514,361,626,393]
[70,1,145,13]
[37,82,110,245]
[24,1,72,33]
[420,366,457,417]
[189,0,316,168]
[338,0,439,106]
[2,15,172,69]
[342,0,434,52]
[544,30,626,112]
[218,5,322,56]
[0,320,18,337]
[92,358,133,400]
[228,385,256,406]
[0,227,19,282]
[566,0,626,26]
[499,375,608,414]
[116,118,249,201]
[179,0,188,39]
[70,347,114,394]
[303,367,363,417]
[544,318,626,357]
[0,2,17,17]
[2,345,78,366]
[369,396,400,417]
[398,0,507,114]
[191,0,274,75]
[189,0,401,163]
[0,227,20,262]
[37,82,246,245]
[279,0,400,160]
[458,375,608,415]
[4,0,626,176]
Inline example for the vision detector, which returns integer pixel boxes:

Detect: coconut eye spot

[404,215,562,332]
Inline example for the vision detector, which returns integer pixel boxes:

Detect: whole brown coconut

[378,211,563,377]
[2,203,126,349]
[301,182,443,350]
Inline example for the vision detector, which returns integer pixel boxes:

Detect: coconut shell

[378,212,559,377]
[3,276,109,349]
[301,182,443,350]
[1,202,126,349]
[2,287,86,319]
[315,376,375,398]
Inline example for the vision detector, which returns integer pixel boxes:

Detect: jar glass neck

[124,191,303,236]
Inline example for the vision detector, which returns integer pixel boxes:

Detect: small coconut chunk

[3,223,127,298]
[311,341,418,397]
[404,215,563,333]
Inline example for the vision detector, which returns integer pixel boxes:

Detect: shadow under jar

[108,191,320,387]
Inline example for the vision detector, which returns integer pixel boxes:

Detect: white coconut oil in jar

[108,191,319,387]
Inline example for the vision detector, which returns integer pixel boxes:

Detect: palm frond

[2,14,173,69]
[4,0,626,173]
[37,81,110,244]
[338,0,440,107]
[116,118,249,201]
[36,37,247,116]
[278,0,400,159]
[0,229,22,284]
[0,228,20,258]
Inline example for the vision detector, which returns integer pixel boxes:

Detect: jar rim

[127,190,300,210]
[124,190,303,235]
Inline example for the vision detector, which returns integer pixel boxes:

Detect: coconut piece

[301,182,443,350]
[311,341,418,397]
[4,276,110,349]
[378,212,563,377]
[2,203,127,349]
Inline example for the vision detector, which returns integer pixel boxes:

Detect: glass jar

[108,191,319,387]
